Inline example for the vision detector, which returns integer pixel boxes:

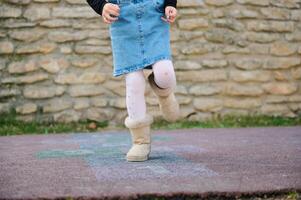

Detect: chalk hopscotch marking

[143,165,171,174]
[37,149,94,158]
[36,133,219,181]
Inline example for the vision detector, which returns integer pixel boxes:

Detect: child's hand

[102,3,120,24]
[161,6,177,23]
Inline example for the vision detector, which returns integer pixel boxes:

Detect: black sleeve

[164,0,177,8]
[86,0,108,16]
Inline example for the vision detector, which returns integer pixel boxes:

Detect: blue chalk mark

[144,165,171,174]
[36,132,218,181]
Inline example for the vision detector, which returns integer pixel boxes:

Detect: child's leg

[125,70,146,119]
[124,70,153,162]
[148,59,180,122]
[152,59,176,90]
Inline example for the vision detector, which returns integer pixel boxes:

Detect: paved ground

[0,126,301,199]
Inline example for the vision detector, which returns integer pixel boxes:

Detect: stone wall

[0,0,301,124]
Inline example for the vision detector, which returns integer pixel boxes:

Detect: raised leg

[148,59,181,122]
[152,59,176,90]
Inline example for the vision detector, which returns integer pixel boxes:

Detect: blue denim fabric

[108,0,172,77]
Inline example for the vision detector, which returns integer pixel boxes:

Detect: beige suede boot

[148,72,180,122]
[124,114,153,162]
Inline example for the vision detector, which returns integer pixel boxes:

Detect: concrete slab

[0,126,300,199]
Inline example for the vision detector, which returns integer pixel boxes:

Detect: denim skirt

[108,0,172,77]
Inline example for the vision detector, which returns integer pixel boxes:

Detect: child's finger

[111,7,120,13]
[165,9,170,17]
[103,17,111,24]
[105,13,119,21]
[170,9,176,16]
[108,8,119,16]
[109,4,120,12]
[103,13,117,23]
[165,11,169,18]
[161,16,170,23]
[103,15,111,24]
[109,10,120,17]
[109,3,120,12]
[170,11,176,17]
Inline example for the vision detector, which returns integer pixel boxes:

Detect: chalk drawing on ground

[36,133,219,181]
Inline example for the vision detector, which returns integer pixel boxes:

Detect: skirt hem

[113,54,172,77]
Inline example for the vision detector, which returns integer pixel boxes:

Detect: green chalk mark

[105,135,130,144]
[153,135,172,141]
[36,134,174,160]
[93,147,122,157]
[37,149,94,159]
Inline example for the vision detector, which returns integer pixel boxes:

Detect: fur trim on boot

[148,72,181,122]
[124,114,153,162]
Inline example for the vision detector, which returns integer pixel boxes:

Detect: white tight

[125,59,176,119]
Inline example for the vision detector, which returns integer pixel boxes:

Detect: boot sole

[126,155,149,162]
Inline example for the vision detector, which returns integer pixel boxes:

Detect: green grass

[0,110,109,136]
[63,190,300,200]
[152,113,301,130]
[287,190,299,200]
[0,110,300,136]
